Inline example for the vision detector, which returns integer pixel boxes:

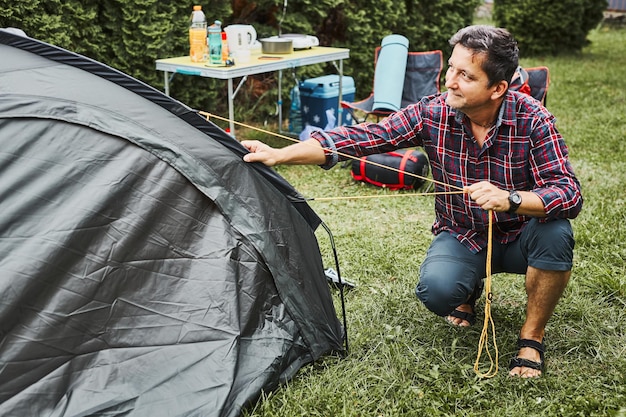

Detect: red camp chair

[341,49,443,123]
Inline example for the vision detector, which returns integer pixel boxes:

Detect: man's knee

[523,219,575,271]
[415,265,476,317]
[415,233,484,316]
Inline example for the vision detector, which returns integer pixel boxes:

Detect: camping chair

[341,49,444,123]
[511,66,550,106]
[525,66,550,105]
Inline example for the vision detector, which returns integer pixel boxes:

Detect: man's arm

[241,138,326,166]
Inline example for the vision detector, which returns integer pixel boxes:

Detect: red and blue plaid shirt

[312,91,583,253]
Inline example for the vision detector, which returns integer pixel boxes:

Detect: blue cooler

[299,75,356,129]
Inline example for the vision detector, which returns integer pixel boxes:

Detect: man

[241,25,583,378]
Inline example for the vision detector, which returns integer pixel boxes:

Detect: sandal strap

[517,338,545,354]
[448,309,475,324]
[509,356,544,371]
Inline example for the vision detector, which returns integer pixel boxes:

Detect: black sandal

[446,281,484,326]
[447,307,476,325]
[509,338,545,373]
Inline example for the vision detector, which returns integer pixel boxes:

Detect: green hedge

[493,0,606,56]
[0,0,480,124]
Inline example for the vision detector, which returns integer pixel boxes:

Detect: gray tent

[0,29,344,416]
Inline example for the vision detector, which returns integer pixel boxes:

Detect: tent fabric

[0,29,344,417]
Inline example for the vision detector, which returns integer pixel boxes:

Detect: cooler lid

[299,75,355,98]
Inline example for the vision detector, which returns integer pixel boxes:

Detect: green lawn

[242,26,626,417]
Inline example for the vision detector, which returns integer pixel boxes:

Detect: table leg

[163,71,170,96]
[278,69,283,131]
[227,78,235,136]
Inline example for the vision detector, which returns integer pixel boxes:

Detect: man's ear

[491,80,509,100]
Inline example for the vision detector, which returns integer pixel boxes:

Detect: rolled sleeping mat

[373,34,409,112]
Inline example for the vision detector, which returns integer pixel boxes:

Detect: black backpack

[351,149,429,190]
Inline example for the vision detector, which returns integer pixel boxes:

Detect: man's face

[444,44,495,112]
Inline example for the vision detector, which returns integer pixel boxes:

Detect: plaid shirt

[312,91,583,253]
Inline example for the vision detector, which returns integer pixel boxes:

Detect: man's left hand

[465,181,510,212]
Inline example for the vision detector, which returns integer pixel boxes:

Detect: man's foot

[446,303,475,327]
[445,281,483,327]
[509,338,545,378]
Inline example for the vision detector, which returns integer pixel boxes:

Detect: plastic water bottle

[289,85,302,133]
[189,5,207,63]
[208,20,222,65]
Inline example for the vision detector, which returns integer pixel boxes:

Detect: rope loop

[473,210,499,378]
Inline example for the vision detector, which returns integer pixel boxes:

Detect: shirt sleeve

[310,100,428,169]
[312,131,339,170]
[528,112,583,220]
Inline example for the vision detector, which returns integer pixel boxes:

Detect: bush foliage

[0,1,608,120]
[0,0,607,121]
[0,0,480,122]
[493,0,606,56]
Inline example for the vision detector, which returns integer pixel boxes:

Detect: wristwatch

[508,190,522,213]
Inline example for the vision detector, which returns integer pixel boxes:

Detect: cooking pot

[259,37,293,54]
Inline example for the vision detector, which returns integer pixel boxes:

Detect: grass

[239,26,626,417]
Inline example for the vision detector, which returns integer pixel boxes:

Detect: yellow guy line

[202,111,498,377]
[311,190,463,202]
[200,111,464,193]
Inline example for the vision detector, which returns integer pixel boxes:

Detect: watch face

[508,191,522,213]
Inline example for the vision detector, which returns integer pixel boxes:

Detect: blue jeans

[415,218,575,317]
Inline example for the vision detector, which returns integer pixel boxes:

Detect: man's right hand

[241,138,327,167]
[241,140,281,166]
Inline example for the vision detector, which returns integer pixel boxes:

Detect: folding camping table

[155,46,350,137]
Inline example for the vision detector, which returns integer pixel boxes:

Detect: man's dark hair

[449,25,519,88]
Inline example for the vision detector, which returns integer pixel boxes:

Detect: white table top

[155,46,350,79]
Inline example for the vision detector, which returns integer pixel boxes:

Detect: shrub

[0,0,481,122]
[493,0,606,56]
[274,0,481,103]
